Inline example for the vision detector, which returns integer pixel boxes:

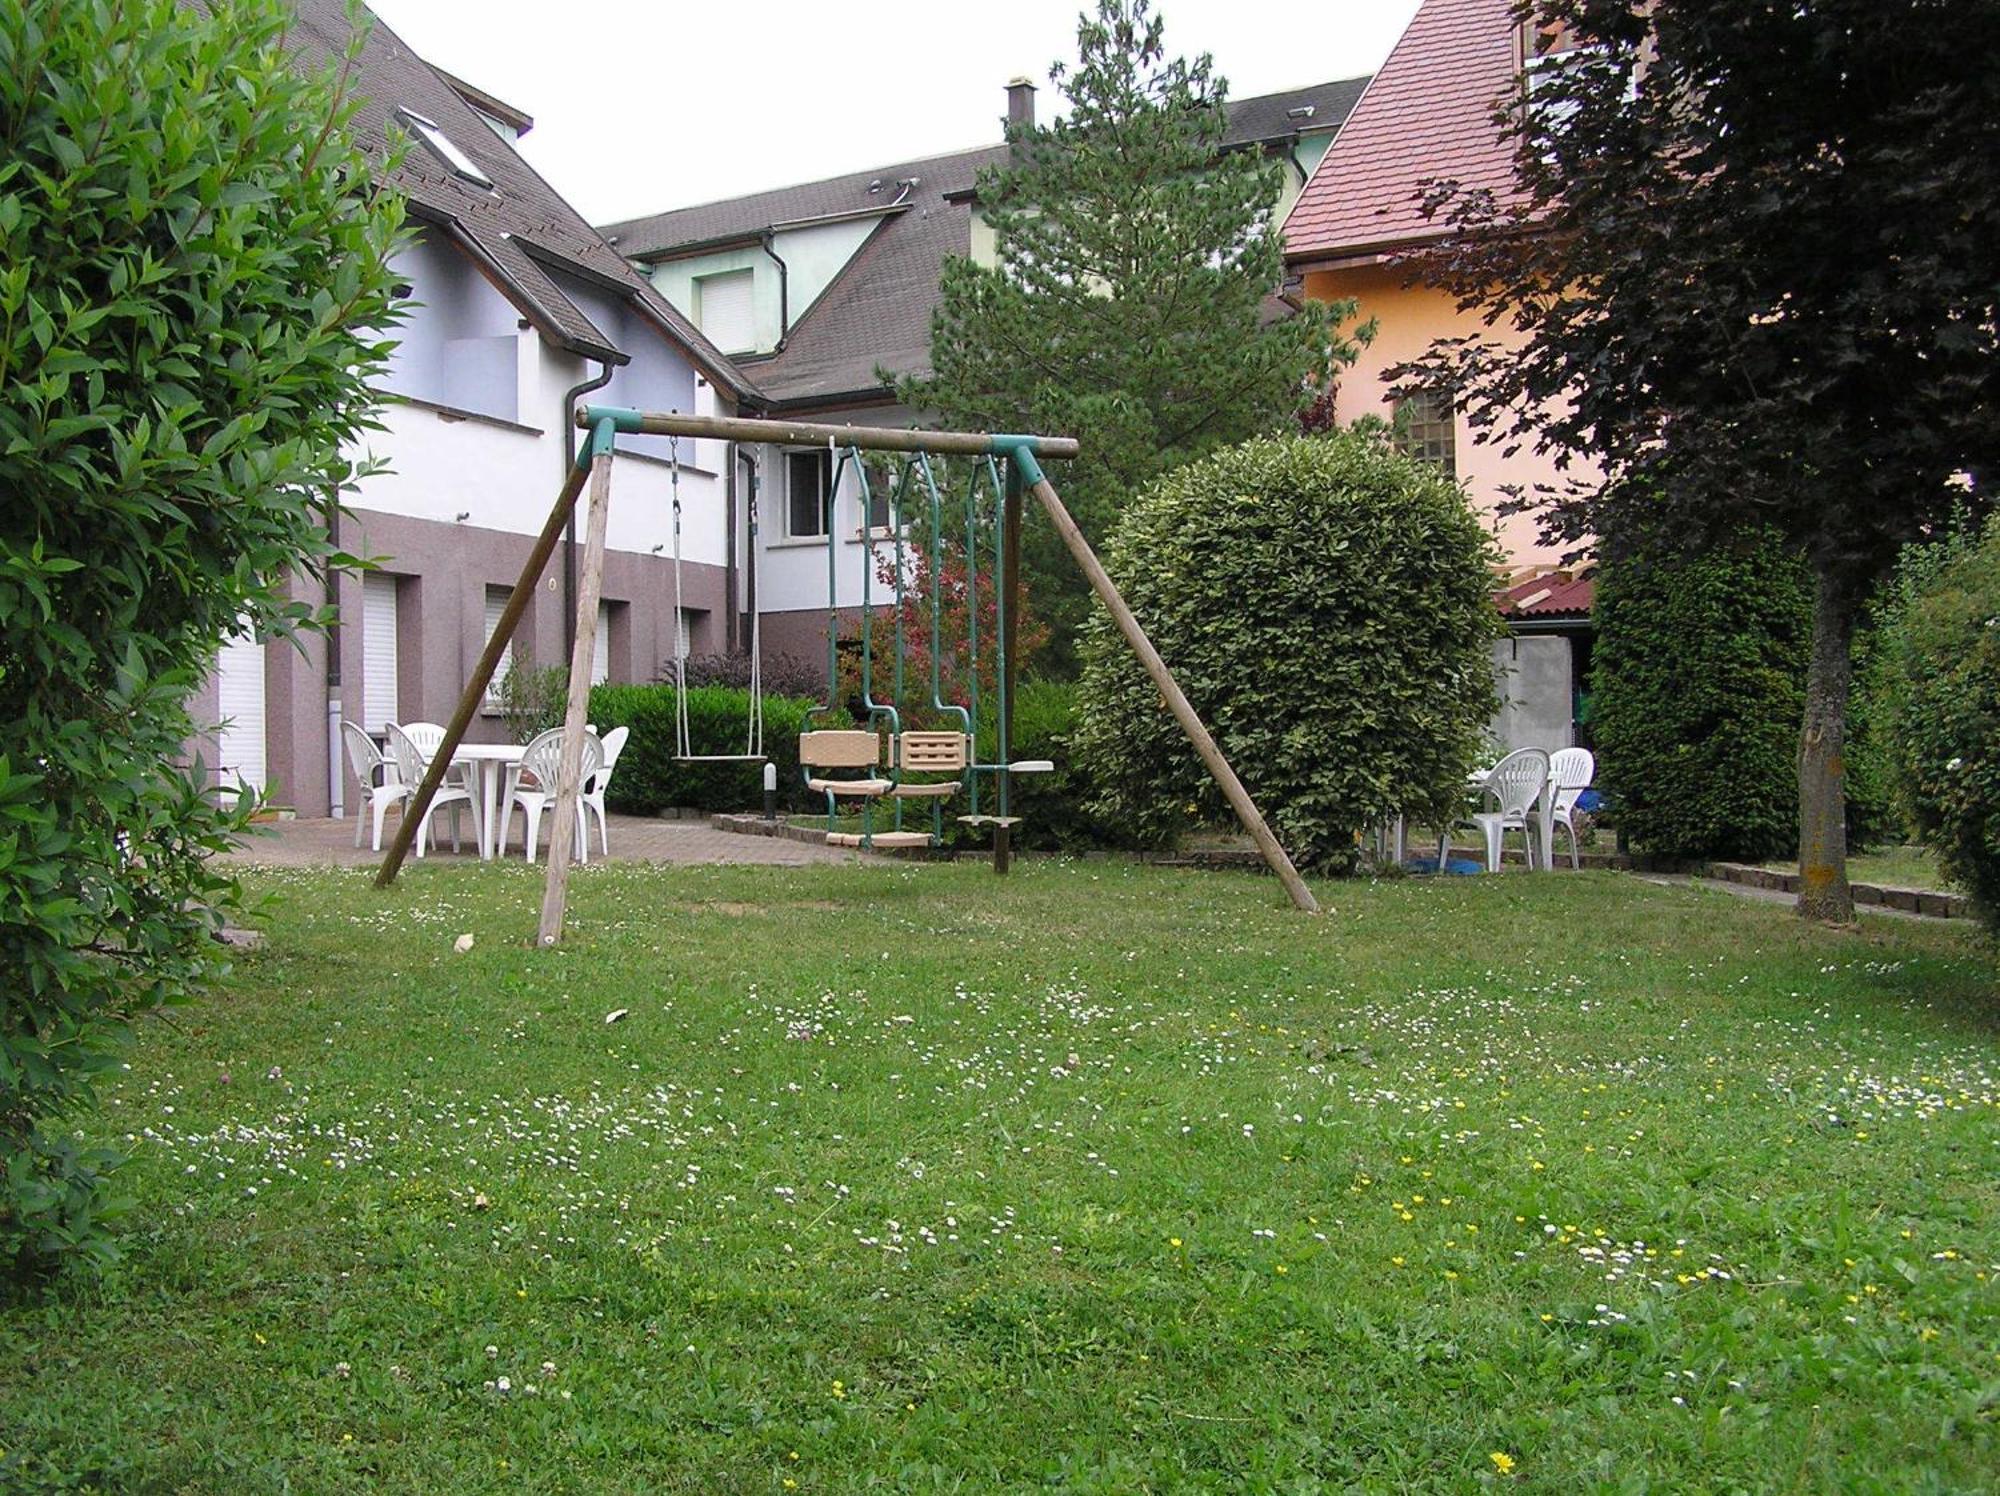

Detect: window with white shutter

[695,268,755,353]
[362,572,400,731]
[591,601,611,685]
[216,627,266,795]
[483,586,516,701]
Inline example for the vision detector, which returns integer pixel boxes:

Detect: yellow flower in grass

[1490,1451,1518,1475]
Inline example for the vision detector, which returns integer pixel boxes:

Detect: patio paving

[225,814,881,869]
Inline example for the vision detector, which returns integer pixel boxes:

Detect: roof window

[399,108,493,189]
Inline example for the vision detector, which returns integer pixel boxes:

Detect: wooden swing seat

[825,830,933,849]
[890,781,960,800]
[957,814,1022,829]
[807,777,893,797]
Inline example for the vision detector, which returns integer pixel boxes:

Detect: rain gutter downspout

[563,359,617,658]
[760,230,790,350]
[324,494,342,818]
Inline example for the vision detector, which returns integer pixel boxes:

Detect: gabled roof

[1285,0,1526,263]
[602,77,1370,409]
[280,0,757,402]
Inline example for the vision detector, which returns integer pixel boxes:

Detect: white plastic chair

[1443,747,1550,873]
[1549,747,1596,869]
[581,724,630,856]
[384,723,477,856]
[341,721,407,851]
[500,728,603,864]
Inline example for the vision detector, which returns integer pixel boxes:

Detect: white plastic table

[450,743,525,861]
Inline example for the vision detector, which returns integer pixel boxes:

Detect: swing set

[376,407,1319,943]
[795,438,1057,852]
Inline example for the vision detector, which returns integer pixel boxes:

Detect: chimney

[1005,76,1036,134]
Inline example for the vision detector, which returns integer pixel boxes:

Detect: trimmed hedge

[1593,523,1897,860]
[1874,517,2000,926]
[586,685,818,815]
[1073,433,1502,873]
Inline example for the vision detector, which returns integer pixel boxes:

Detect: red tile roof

[1285,0,1526,261]
[1497,572,1594,619]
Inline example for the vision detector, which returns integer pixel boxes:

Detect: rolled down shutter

[697,269,754,353]
[363,572,399,731]
[215,629,266,794]
[483,586,514,700]
[591,601,611,685]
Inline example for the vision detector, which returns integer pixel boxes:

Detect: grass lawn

[1761,845,1956,893]
[3,861,1996,1492]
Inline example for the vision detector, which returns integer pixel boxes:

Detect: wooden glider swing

[374,408,1320,942]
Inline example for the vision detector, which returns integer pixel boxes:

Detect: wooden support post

[537,446,615,945]
[994,459,1024,875]
[375,459,592,889]
[1028,474,1321,915]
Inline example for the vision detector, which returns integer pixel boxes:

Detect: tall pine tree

[896,0,1355,663]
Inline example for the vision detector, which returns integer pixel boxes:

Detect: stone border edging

[1705,862,1970,919]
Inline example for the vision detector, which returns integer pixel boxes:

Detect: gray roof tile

[601,76,1369,409]
[282,0,758,401]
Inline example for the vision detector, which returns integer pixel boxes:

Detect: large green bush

[1073,433,1500,873]
[586,685,819,815]
[1593,525,1896,860]
[0,0,401,1280]
[1874,516,2000,926]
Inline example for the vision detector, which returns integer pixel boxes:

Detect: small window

[675,608,701,662]
[787,450,831,539]
[592,601,613,685]
[1394,390,1456,479]
[399,109,493,188]
[482,586,517,702]
[859,458,894,534]
[695,269,755,353]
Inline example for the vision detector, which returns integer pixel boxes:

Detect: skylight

[399,109,493,189]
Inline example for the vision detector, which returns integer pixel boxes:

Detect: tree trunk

[1796,560,1855,923]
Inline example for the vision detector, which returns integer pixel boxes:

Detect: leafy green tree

[1074,433,1500,872]
[897,0,1355,665]
[1396,0,2000,920]
[0,0,403,1279]
[1874,515,2000,928]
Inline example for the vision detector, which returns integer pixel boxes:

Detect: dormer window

[399,108,493,188]
[1518,13,1593,137]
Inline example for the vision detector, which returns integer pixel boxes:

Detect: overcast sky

[366,0,1420,226]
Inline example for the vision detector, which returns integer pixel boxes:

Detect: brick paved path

[226,815,877,869]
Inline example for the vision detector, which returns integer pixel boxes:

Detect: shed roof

[1497,571,1594,620]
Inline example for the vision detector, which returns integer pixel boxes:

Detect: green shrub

[586,685,819,815]
[495,662,570,745]
[1073,433,1501,873]
[0,0,401,1281]
[1874,516,2000,926]
[1593,522,1898,860]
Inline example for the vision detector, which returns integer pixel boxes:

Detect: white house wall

[191,232,739,815]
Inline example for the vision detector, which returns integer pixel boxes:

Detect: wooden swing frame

[373,407,1320,941]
